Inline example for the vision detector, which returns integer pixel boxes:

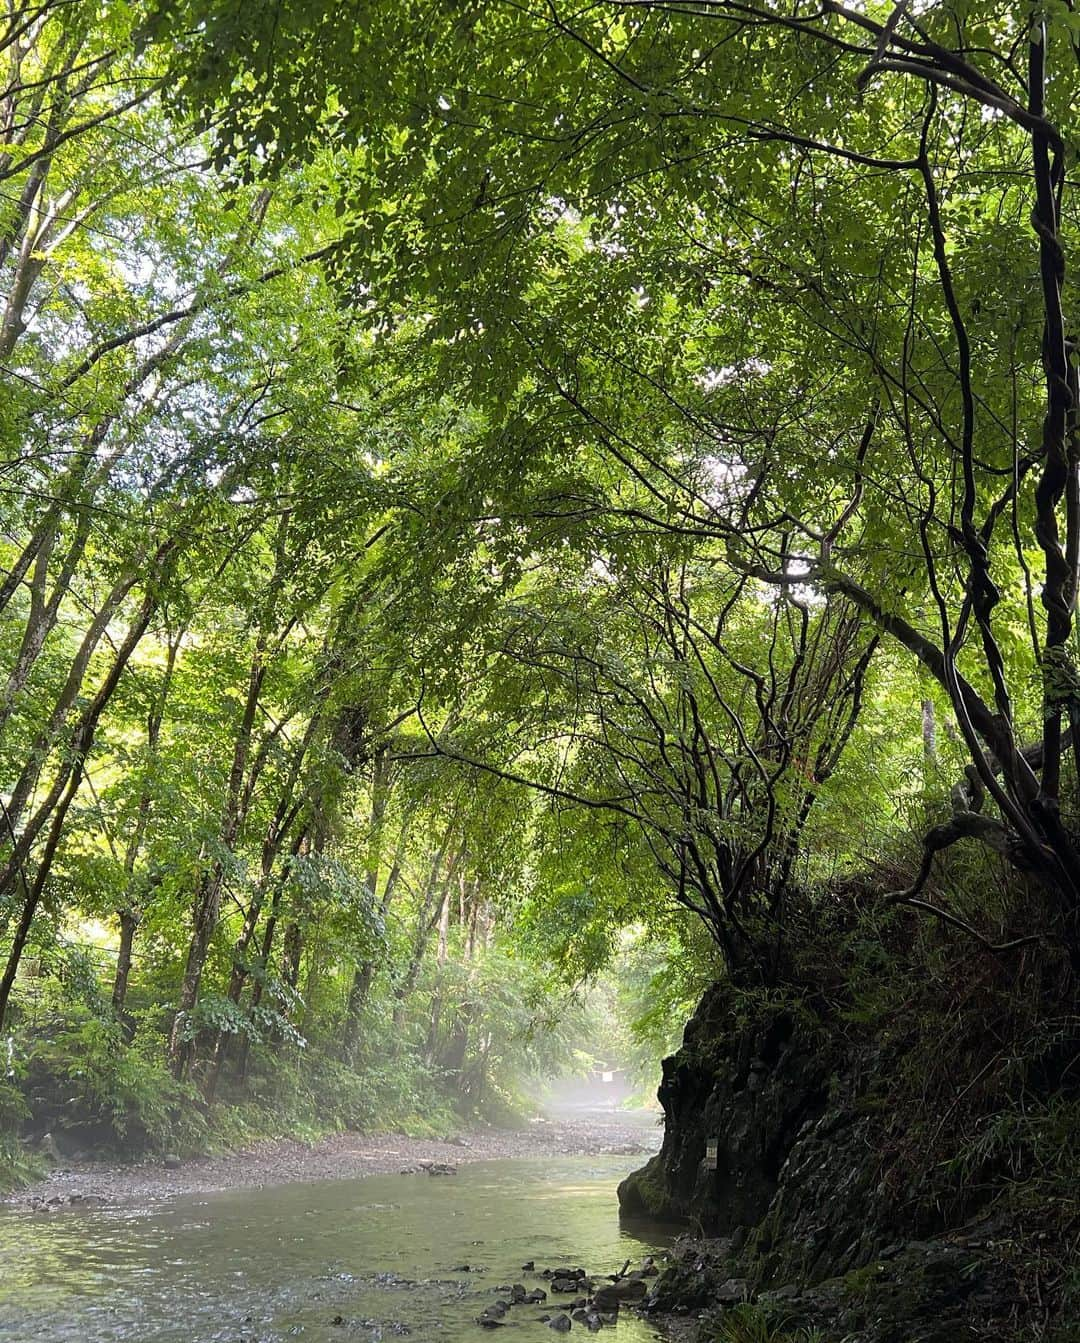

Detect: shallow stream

[0,1155,675,1342]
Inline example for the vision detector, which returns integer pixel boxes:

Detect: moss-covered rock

[619,983,837,1244]
[624,978,1064,1340]
[618,1151,680,1221]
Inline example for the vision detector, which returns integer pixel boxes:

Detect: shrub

[19,1002,205,1154]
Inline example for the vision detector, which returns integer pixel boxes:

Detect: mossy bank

[620,908,1080,1343]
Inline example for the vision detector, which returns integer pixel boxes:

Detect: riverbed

[0,1154,676,1342]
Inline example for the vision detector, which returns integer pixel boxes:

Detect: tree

[162,0,1080,959]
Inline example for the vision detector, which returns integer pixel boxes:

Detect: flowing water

[0,1155,676,1343]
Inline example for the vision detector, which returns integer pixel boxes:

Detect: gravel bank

[4,1110,661,1210]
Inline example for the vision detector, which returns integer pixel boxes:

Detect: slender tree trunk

[169,645,268,1078]
[342,748,403,1055]
[436,886,450,964]
[111,631,181,1021]
[282,921,303,990]
[0,560,146,850]
[0,774,77,1028]
[921,698,937,772]
[169,867,224,1079]
[391,842,457,1029]
[205,708,323,1097]
[424,889,452,1065]
[0,570,165,1027]
[206,811,312,1100]
[235,830,308,1085]
[170,516,295,1079]
[112,909,139,1023]
[466,881,479,960]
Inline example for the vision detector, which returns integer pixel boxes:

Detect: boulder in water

[418,1160,457,1176]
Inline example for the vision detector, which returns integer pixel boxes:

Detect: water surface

[0,1155,674,1342]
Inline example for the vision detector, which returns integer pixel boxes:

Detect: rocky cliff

[618,980,1059,1341]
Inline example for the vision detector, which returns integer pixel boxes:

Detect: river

[0,1154,675,1342]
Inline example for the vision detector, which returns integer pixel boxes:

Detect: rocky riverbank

[4,1110,658,1211]
[619,979,1074,1342]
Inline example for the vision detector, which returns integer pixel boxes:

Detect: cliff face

[619,983,881,1281]
[618,982,1035,1341]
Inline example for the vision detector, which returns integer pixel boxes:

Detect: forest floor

[3,1108,661,1210]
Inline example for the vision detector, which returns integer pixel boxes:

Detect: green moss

[618,1154,674,1218]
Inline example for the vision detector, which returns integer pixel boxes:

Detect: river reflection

[0,1156,675,1342]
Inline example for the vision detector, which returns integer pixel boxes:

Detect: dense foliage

[1,0,1078,1203]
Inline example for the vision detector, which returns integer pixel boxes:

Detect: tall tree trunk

[111,630,182,1022]
[0,560,146,853]
[391,838,457,1029]
[235,829,309,1085]
[0,575,166,1029]
[342,748,406,1056]
[169,639,270,1078]
[424,888,452,1065]
[206,803,313,1101]
[169,515,295,1079]
[112,909,139,1026]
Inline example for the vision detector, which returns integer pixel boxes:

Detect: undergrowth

[701,1304,832,1343]
[0,988,484,1187]
[752,839,1080,1338]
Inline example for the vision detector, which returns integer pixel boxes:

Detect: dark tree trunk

[111,908,139,1032]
